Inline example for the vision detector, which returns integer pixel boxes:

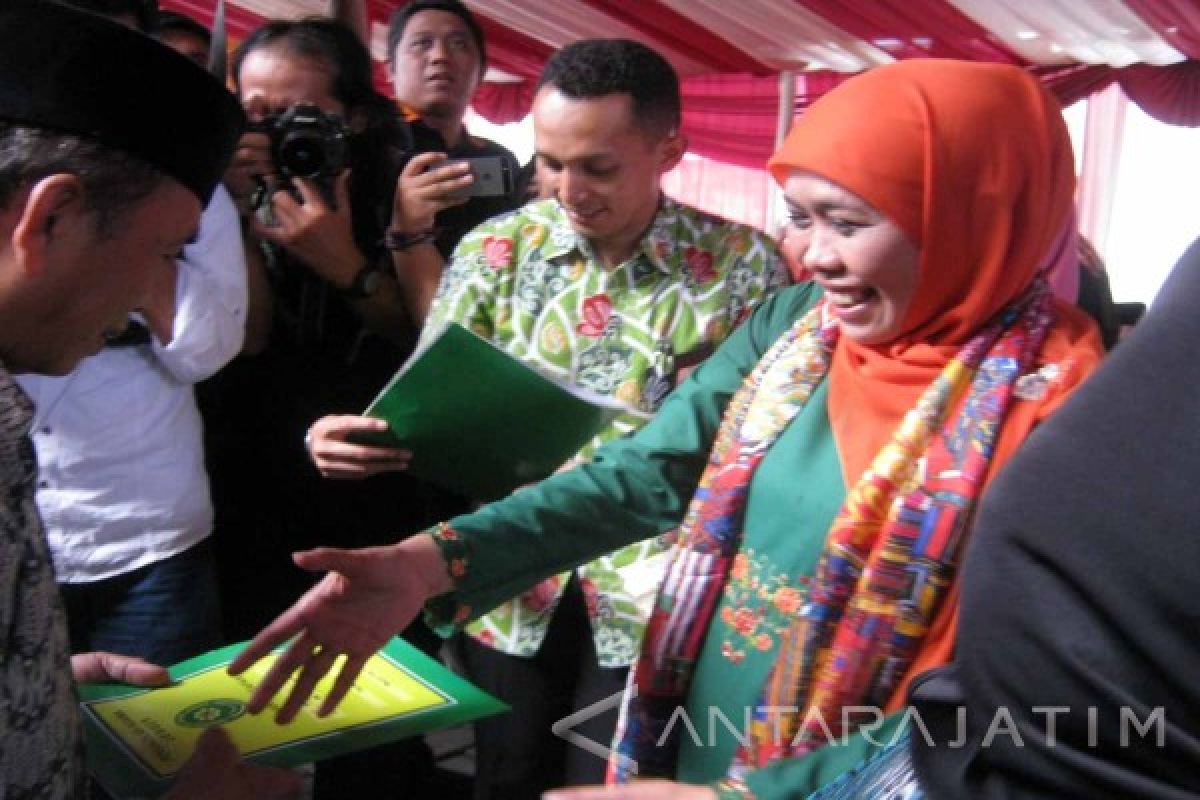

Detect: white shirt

[18,186,247,583]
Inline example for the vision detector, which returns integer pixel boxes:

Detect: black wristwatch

[340,263,383,299]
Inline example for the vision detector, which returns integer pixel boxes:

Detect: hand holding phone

[393,152,513,235]
[450,155,515,199]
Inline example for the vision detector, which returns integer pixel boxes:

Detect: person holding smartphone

[384,0,523,324]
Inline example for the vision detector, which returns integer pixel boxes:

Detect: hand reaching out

[227,536,451,723]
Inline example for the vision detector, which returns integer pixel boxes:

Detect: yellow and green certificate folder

[78,637,506,799]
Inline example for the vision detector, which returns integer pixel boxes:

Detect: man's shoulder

[666,198,774,243]
[656,198,781,278]
[452,199,566,266]
[461,198,552,234]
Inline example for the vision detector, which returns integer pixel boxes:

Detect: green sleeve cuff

[422,522,474,635]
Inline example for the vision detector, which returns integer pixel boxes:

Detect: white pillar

[766,70,797,236]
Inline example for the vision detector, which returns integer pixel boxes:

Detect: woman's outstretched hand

[227,535,451,723]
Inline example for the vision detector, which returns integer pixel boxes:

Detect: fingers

[274,637,339,724]
[290,546,366,576]
[71,651,171,686]
[311,437,413,480]
[398,158,474,206]
[241,632,313,717]
[290,172,351,215]
[288,176,324,210]
[400,150,449,179]
[192,725,238,763]
[227,606,307,679]
[308,416,411,479]
[317,652,368,717]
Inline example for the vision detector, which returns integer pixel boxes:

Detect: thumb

[292,546,362,574]
[190,726,239,768]
[112,656,172,688]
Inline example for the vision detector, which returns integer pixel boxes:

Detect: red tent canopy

[163,0,1200,168]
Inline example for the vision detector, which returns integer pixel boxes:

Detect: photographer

[198,19,464,797]
[203,17,443,641]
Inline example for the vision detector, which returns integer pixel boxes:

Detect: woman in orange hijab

[229,59,1105,800]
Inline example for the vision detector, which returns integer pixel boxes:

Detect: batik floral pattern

[425,197,787,666]
[717,549,810,665]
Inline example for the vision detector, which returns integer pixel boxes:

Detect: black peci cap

[0,0,244,204]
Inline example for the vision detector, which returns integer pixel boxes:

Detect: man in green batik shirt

[306,38,786,797]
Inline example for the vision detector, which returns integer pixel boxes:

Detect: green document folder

[79,637,507,799]
[361,322,642,502]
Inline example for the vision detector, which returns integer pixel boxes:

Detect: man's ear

[11,174,88,276]
[658,132,687,174]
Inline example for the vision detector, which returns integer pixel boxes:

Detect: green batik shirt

[423,195,787,666]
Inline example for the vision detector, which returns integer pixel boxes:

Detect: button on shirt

[18,187,247,582]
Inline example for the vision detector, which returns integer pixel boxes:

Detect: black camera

[252,103,348,207]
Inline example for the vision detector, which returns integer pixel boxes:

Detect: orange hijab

[767,60,1104,698]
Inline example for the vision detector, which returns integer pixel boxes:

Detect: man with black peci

[0,2,296,797]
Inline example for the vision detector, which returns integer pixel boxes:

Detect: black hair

[54,0,156,32]
[0,123,163,237]
[233,17,397,129]
[387,0,486,77]
[537,39,681,140]
[151,9,210,46]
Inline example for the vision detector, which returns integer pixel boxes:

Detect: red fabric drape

[792,0,1025,64]
[1034,64,1118,109]
[472,81,535,124]
[679,74,779,169]
[469,15,555,86]
[795,70,850,113]
[580,0,772,74]
[663,156,772,232]
[1124,0,1200,60]
[1117,60,1200,126]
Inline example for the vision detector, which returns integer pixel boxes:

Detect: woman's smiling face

[782,171,920,345]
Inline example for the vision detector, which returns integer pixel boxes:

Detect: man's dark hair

[387,0,486,77]
[0,124,163,236]
[233,17,396,129]
[54,0,156,32]
[151,10,210,47]
[537,39,681,140]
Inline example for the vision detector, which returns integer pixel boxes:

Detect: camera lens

[278,132,325,178]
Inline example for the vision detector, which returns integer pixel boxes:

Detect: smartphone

[452,155,514,199]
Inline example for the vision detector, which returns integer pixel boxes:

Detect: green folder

[360,322,643,502]
[79,637,506,799]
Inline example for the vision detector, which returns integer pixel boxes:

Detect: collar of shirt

[539,195,682,278]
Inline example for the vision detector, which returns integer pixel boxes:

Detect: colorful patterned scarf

[611,280,1053,781]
